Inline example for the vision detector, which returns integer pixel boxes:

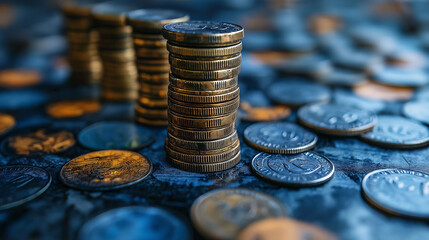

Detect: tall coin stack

[62,1,102,85]
[91,2,138,101]
[162,21,244,172]
[127,10,189,126]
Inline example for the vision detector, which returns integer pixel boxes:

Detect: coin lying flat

[319,68,367,87]
[353,81,413,102]
[239,102,291,122]
[372,66,429,87]
[244,122,317,154]
[362,169,429,219]
[297,103,377,136]
[79,206,192,240]
[60,150,152,191]
[402,101,429,125]
[0,165,51,210]
[46,100,100,118]
[191,188,287,240]
[360,115,429,149]
[0,113,15,135]
[237,217,337,240]
[251,152,334,187]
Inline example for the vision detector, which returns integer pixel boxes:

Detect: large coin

[191,188,287,240]
[402,101,429,125]
[362,168,429,219]
[360,115,429,149]
[127,9,189,33]
[244,122,317,154]
[251,152,334,187]
[0,113,15,135]
[297,103,377,136]
[60,150,152,191]
[79,206,192,240]
[0,165,51,210]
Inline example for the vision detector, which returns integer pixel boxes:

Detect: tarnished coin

[0,165,51,210]
[266,80,331,108]
[46,100,100,118]
[168,111,236,129]
[78,121,154,150]
[239,102,291,122]
[0,69,41,88]
[353,81,413,102]
[169,75,238,91]
[191,188,287,240]
[0,113,15,135]
[127,9,189,33]
[403,101,429,125]
[168,97,239,117]
[79,206,192,240]
[251,152,334,187]
[362,169,429,219]
[361,115,429,149]
[60,150,152,191]
[297,103,377,136]
[237,218,337,240]
[168,123,235,141]
[244,122,317,154]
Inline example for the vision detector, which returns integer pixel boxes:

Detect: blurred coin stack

[62,2,102,85]
[127,10,189,126]
[162,21,244,172]
[91,2,138,101]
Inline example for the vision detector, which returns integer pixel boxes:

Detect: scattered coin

[361,115,429,149]
[331,49,382,73]
[0,113,15,135]
[0,165,51,210]
[362,168,429,219]
[403,101,429,125]
[46,100,100,118]
[275,55,331,79]
[372,66,429,87]
[244,122,317,154]
[239,102,291,122]
[319,68,368,87]
[191,188,287,240]
[0,69,41,88]
[353,81,413,102]
[60,150,152,191]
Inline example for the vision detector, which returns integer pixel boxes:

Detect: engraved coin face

[402,101,429,125]
[78,121,154,150]
[361,115,429,149]
[362,169,429,219]
[46,100,100,118]
[164,21,243,35]
[244,122,317,154]
[0,113,15,135]
[251,152,334,187]
[297,103,377,135]
[0,165,51,210]
[191,188,287,240]
[79,206,192,240]
[60,150,152,191]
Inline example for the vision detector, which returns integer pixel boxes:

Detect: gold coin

[46,100,100,118]
[168,97,239,117]
[135,116,168,126]
[0,69,41,88]
[61,2,93,17]
[60,150,152,191]
[353,81,413,102]
[169,54,241,71]
[167,131,238,151]
[102,90,138,101]
[170,65,240,80]
[168,111,237,129]
[91,3,134,26]
[66,31,99,43]
[168,85,239,103]
[133,37,167,48]
[168,123,235,140]
[0,113,15,135]
[136,62,170,73]
[169,75,238,91]
[239,102,291,122]
[97,25,133,35]
[167,42,242,57]
[167,152,241,173]
[139,83,168,98]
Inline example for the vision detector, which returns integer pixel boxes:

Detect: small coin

[362,168,429,219]
[0,113,15,135]
[251,152,334,187]
[360,115,429,149]
[78,121,154,150]
[244,122,317,154]
[167,131,238,151]
[167,152,241,173]
[0,69,41,88]
[167,42,242,57]
[169,54,242,71]
[46,100,100,118]
[353,81,413,102]
[266,80,331,108]
[127,9,189,33]
[191,188,287,240]
[79,206,192,240]
[297,103,377,136]
[0,165,51,210]
[403,101,429,125]
[170,65,241,80]
[239,102,290,122]
[60,150,152,191]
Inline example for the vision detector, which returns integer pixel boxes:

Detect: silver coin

[0,165,51,210]
[372,66,429,87]
[243,122,317,154]
[79,206,192,240]
[297,103,377,136]
[402,101,429,125]
[251,152,334,187]
[362,168,429,219]
[360,115,429,149]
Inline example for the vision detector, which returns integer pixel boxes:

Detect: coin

[0,69,41,88]
[372,66,429,87]
[297,103,377,136]
[78,121,154,150]
[127,9,189,33]
[0,165,51,210]
[91,2,135,26]
[46,100,100,118]
[169,54,241,71]
[191,188,287,240]
[167,42,242,57]
[168,85,239,103]
[266,80,331,108]
[169,75,238,91]
[275,55,331,79]
[167,131,238,151]
[239,102,291,122]
[0,113,15,135]
[319,68,367,87]
[79,206,192,240]
[237,217,337,240]
[362,168,429,219]
[251,152,334,187]
[60,150,152,191]
[403,101,429,125]
[170,65,241,80]
[168,111,236,129]
[360,115,429,149]
[331,50,382,73]
[168,97,239,117]
[167,152,240,172]
[353,81,413,102]
[168,123,235,141]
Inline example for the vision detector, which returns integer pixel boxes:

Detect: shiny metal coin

[403,101,429,125]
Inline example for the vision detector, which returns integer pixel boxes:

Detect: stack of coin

[91,2,138,101]
[127,9,189,126]
[61,1,102,85]
[162,21,244,172]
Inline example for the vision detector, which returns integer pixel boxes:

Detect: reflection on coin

[239,102,291,122]
[0,113,15,135]
[361,115,429,149]
[251,152,334,187]
[46,100,100,118]
[78,121,154,150]
[79,206,192,240]
[191,188,287,240]
[237,217,337,240]
[297,103,377,136]
[0,69,41,88]
[362,169,429,219]
[402,101,429,125]
[0,165,51,210]
[244,122,317,154]
[353,81,413,102]
[60,150,152,191]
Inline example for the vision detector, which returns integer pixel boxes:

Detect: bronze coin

[239,102,291,122]
[138,96,168,108]
[353,81,413,102]
[0,69,41,88]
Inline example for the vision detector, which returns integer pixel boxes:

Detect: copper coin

[353,81,413,102]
